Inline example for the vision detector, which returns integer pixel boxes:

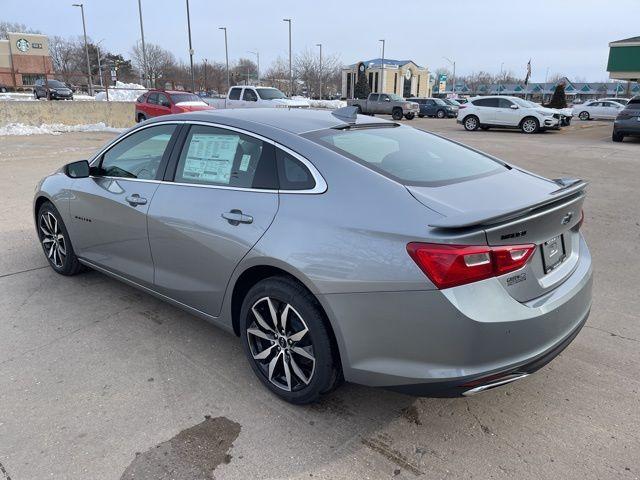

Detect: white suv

[457,96,560,133]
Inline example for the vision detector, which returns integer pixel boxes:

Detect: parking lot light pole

[443,56,455,97]
[72,3,93,96]
[137,0,148,87]
[219,27,230,91]
[248,50,259,85]
[316,43,322,99]
[185,0,196,92]
[283,19,292,96]
[379,39,385,93]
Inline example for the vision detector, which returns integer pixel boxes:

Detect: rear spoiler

[428,179,587,229]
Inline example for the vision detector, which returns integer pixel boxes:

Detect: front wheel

[404,112,415,120]
[578,111,590,121]
[463,115,479,131]
[436,109,445,119]
[392,108,404,121]
[37,202,83,275]
[240,276,341,404]
[520,117,539,134]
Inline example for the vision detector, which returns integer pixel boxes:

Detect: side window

[276,148,316,191]
[174,125,277,189]
[498,98,514,108]
[99,125,177,180]
[228,88,242,100]
[426,100,435,106]
[473,98,499,107]
[158,93,171,107]
[243,89,258,101]
[369,94,379,102]
[147,93,158,105]
[379,94,389,102]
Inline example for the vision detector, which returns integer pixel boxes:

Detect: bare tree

[293,48,342,98]
[232,58,258,86]
[130,41,176,87]
[0,21,41,39]
[263,57,290,93]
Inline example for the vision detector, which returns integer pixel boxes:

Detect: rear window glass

[305,126,504,186]
[171,93,201,103]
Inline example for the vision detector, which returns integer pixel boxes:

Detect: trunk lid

[407,169,586,302]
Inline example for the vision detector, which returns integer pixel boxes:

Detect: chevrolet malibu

[33,108,592,404]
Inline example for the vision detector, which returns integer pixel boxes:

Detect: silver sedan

[33,108,593,404]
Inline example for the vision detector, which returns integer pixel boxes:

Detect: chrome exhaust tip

[462,373,529,397]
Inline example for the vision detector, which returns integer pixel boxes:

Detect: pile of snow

[0,92,37,101]
[0,122,125,136]
[74,94,96,101]
[292,96,346,109]
[95,81,147,102]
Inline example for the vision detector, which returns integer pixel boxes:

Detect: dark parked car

[33,79,74,100]
[612,96,640,142]
[409,97,457,118]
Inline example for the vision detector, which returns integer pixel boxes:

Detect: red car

[135,90,213,122]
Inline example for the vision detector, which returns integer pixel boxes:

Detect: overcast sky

[3,0,639,81]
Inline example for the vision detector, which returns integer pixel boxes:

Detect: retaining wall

[0,101,136,128]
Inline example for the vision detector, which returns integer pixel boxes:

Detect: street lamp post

[543,66,550,103]
[316,43,322,99]
[203,58,208,92]
[72,3,93,96]
[96,41,104,87]
[248,50,259,85]
[443,56,456,97]
[283,19,292,96]
[498,62,504,96]
[219,27,230,91]
[185,0,195,92]
[379,39,385,93]
[137,0,148,87]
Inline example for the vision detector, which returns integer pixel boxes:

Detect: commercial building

[342,58,431,99]
[0,32,53,89]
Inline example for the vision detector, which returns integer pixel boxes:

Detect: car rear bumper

[320,234,592,396]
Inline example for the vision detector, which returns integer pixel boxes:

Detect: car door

[67,123,180,286]
[156,93,172,116]
[227,87,243,107]
[494,98,517,125]
[378,94,392,114]
[602,101,622,118]
[472,97,499,124]
[147,123,280,316]
[242,88,259,108]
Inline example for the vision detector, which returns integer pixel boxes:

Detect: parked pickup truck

[347,93,420,120]
[207,86,310,109]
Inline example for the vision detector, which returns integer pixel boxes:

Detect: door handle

[126,194,147,206]
[222,209,253,225]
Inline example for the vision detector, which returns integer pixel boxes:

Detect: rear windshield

[304,126,505,186]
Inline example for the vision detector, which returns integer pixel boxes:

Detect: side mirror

[510,104,519,109]
[64,160,90,178]
[384,97,391,102]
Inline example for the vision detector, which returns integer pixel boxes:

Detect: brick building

[342,59,432,99]
[0,33,53,89]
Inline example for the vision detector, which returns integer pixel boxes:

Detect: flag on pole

[524,59,532,85]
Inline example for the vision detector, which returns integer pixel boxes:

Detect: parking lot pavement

[0,121,638,480]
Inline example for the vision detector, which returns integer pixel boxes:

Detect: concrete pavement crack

[0,265,49,279]
[585,325,640,343]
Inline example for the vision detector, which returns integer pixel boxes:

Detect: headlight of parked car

[536,110,552,117]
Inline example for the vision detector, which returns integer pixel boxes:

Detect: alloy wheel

[246,296,316,392]
[522,119,537,133]
[39,211,66,268]
[465,117,477,130]
[579,111,589,121]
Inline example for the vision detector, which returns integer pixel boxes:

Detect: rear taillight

[572,209,584,231]
[407,242,536,289]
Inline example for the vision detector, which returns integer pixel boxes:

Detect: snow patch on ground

[0,92,37,101]
[0,122,125,136]
[95,81,147,101]
[292,96,346,109]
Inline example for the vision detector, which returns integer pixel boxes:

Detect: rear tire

[463,115,479,131]
[137,113,147,123]
[578,111,590,121]
[520,117,539,134]
[355,105,362,115]
[37,202,83,276]
[612,131,624,142]
[239,276,341,404]
[436,109,445,119]
[418,114,424,118]
[392,108,403,121]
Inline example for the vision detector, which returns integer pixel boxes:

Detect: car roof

[150,108,393,135]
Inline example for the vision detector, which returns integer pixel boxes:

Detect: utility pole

[137,0,148,87]
[219,27,230,91]
[498,62,504,96]
[283,19,292,96]
[72,3,93,96]
[203,58,208,92]
[543,66,549,103]
[248,50,259,85]
[379,39,385,93]
[316,43,322,99]
[96,41,103,87]
[443,56,456,97]
[185,0,195,92]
